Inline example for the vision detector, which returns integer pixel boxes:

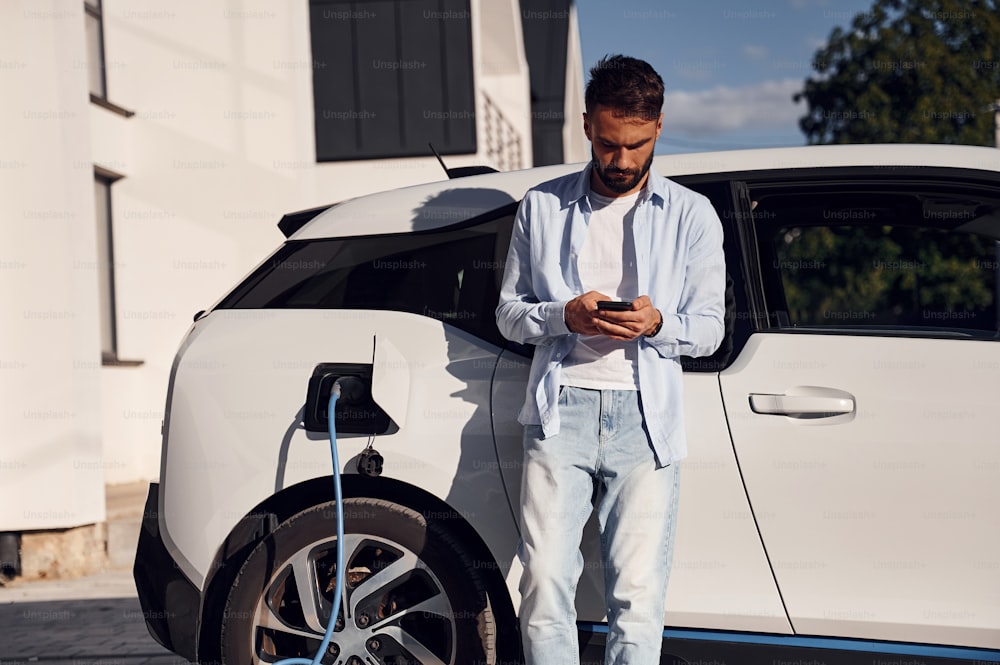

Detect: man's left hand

[594,295,662,341]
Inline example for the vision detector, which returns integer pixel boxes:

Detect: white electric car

[135,145,1000,665]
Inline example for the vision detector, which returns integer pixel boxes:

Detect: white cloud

[743,44,768,59]
[804,36,827,51]
[663,79,806,136]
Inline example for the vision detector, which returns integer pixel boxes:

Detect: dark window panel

[94,173,117,359]
[520,0,570,166]
[216,210,517,347]
[310,0,476,161]
[353,1,403,155]
[85,0,107,99]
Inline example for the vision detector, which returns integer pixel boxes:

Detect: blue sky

[575,0,876,153]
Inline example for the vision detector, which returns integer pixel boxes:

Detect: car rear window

[216,211,516,347]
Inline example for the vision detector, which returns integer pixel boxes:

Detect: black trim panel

[278,204,334,238]
[579,629,995,665]
[674,165,1000,189]
[132,483,200,661]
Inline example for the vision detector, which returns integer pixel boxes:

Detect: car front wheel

[219,497,500,664]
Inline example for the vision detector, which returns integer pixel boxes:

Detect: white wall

[473,0,534,167]
[0,0,105,529]
[563,3,589,163]
[2,0,552,507]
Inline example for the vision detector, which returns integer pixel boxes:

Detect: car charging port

[334,375,366,404]
[304,364,387,479]
[304,364,391,435]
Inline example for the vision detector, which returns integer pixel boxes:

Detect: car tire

[218,497,500,665]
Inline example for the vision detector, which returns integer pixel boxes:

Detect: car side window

[216,210,517,348]
[754,185,1000,338]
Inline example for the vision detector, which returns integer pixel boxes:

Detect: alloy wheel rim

[249,532,457,664]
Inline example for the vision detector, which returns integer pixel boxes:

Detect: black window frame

[670,176,755,372]
[94,168,119,362]
[85,0,134,117]
[93,167,143,367]
[84,0,107,101]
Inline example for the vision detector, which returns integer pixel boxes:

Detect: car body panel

[491,350,792,633]
[160,309,519,588]
[721,332,1000,648]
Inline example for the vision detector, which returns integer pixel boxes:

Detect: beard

[591,148,654,194]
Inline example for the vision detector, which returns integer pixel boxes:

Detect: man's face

[584,104,662,197]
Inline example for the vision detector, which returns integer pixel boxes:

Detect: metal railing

[481,93,525,171]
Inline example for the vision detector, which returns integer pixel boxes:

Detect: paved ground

[0,482,185,665]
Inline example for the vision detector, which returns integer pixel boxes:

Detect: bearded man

[495,54,727,665]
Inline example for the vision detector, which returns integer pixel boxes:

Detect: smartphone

[596,300,633,311]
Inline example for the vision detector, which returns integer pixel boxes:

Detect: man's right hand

[564,291,612,335]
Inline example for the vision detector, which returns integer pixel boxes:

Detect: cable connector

[357,446,383,477]
[334,376,366,403]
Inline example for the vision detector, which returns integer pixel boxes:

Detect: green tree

[775,224,996,327]
[795,0,1000,145]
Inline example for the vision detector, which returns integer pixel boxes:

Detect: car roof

[291,144,1000,240]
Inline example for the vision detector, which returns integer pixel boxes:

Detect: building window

[308,0,477,161]
[85,0,134,117]
[94,169,120,363]
[84,0,106,100]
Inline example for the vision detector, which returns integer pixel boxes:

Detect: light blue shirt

[495,164,726,466]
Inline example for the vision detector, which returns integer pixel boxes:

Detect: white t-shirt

[560,189,641,390]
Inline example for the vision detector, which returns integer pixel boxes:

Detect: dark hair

[584,54,664,120]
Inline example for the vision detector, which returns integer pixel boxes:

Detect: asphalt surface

[0,567,183,664]
[0,482,185,665]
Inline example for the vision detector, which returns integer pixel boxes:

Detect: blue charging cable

[275,383,345,665]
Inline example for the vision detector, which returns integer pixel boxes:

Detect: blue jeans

[518,386,681,665]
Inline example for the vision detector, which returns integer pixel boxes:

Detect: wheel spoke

[287,548,327,634]
[349,549,420,613]
[369,589,453,629]
[377,625,450,665]
[250,601,325,665]
[256,601,324,641]
[250,648,270,665]
[337,533,368,617]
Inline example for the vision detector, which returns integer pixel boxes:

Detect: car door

[720,173,1000,649]
[490,179,790,633]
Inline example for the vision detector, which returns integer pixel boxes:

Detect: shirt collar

[568,162,669,209]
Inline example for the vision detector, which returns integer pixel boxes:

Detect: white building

[0,0,585,577]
